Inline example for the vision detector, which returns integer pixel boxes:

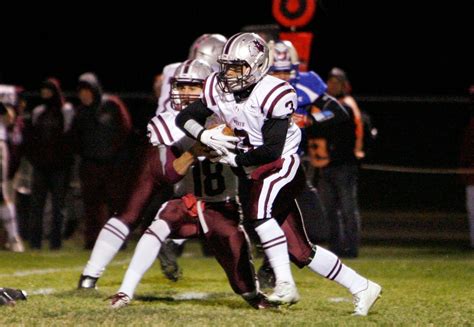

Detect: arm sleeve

[308,93,350,126]
[158,145,187,184]
[175,99,213,139]
[235,118,288,167]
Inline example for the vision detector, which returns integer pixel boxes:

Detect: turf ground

[0,240,473,326]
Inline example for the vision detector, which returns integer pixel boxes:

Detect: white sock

[307,245,367,294]
[83,218,130,278]
[119,219,171,298]
[255,218,294,285]
[1,204,20,240]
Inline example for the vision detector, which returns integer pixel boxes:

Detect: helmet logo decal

[252,40,265,53]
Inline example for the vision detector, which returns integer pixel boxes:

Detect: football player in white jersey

[176,32,305,305]
[77,63,205,290]
[155,34,228,276]
[109,59,271,310]
[155,34,227,115]
[176,33,382,315]
[77,35,228,290]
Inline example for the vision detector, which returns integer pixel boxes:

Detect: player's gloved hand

[210,147,238,167]
[199,124,240,152]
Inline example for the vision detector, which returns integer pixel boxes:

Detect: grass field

[0,240,473,326]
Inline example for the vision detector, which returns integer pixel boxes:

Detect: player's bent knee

[148,218,171,236]
[115,215,136,228]
[288,244,314,268]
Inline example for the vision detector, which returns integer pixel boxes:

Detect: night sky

[1,1,472,95]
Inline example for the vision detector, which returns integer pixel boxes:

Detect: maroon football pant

[158,198,256,295]
[81,144,172,248]
[80,160,131,248]
[117,145,172,229]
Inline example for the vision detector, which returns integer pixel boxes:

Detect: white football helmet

[268,40,300,79]
[188,34,227,72]
[217,33,269,93]
[170,59,212,111]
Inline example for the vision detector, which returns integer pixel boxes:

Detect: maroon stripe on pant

[262,156,295,217]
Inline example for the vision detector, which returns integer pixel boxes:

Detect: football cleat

[267,281,300,305]
[5,236,25,253]
[109,292,131,309]
[0,288,27,301]
[352,280,382,316]
[0,291,15,306]
[0,288,27,306]
[242,291,279,310]
[77,274,99,289]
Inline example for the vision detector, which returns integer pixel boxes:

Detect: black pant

[318,163,361,257]
[295,180,329,244]
[29,167,70,249]
[15,192,30,240]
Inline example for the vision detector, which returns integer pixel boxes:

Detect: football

[208,123,234,136]
[222,125,234,136]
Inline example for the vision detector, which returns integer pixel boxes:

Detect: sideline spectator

[24,78,74,250]
[72,73,133,249]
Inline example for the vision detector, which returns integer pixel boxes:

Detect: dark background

[1,1,472,169]
[0,1,471,238]
[1,1,472,95]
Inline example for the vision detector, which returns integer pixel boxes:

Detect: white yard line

[173,292,210,300]
[0,259,130,278]
[2,259,213,300]
[28,288,57,295]
[328,297,351,303]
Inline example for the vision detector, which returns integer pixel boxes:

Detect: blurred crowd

[0,73,143,251]
[1,28,472,257]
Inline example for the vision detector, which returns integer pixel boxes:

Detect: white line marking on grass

[173,292,210,300]
[29,288,56,295]
[0,259,130,278]
[328,297,351,303]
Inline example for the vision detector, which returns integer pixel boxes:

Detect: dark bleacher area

[19,94,472,245]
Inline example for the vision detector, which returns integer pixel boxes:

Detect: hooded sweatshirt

[25,78,74,170]
[72,73,132,163]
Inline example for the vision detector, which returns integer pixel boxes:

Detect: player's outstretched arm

[309,94,350,125]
